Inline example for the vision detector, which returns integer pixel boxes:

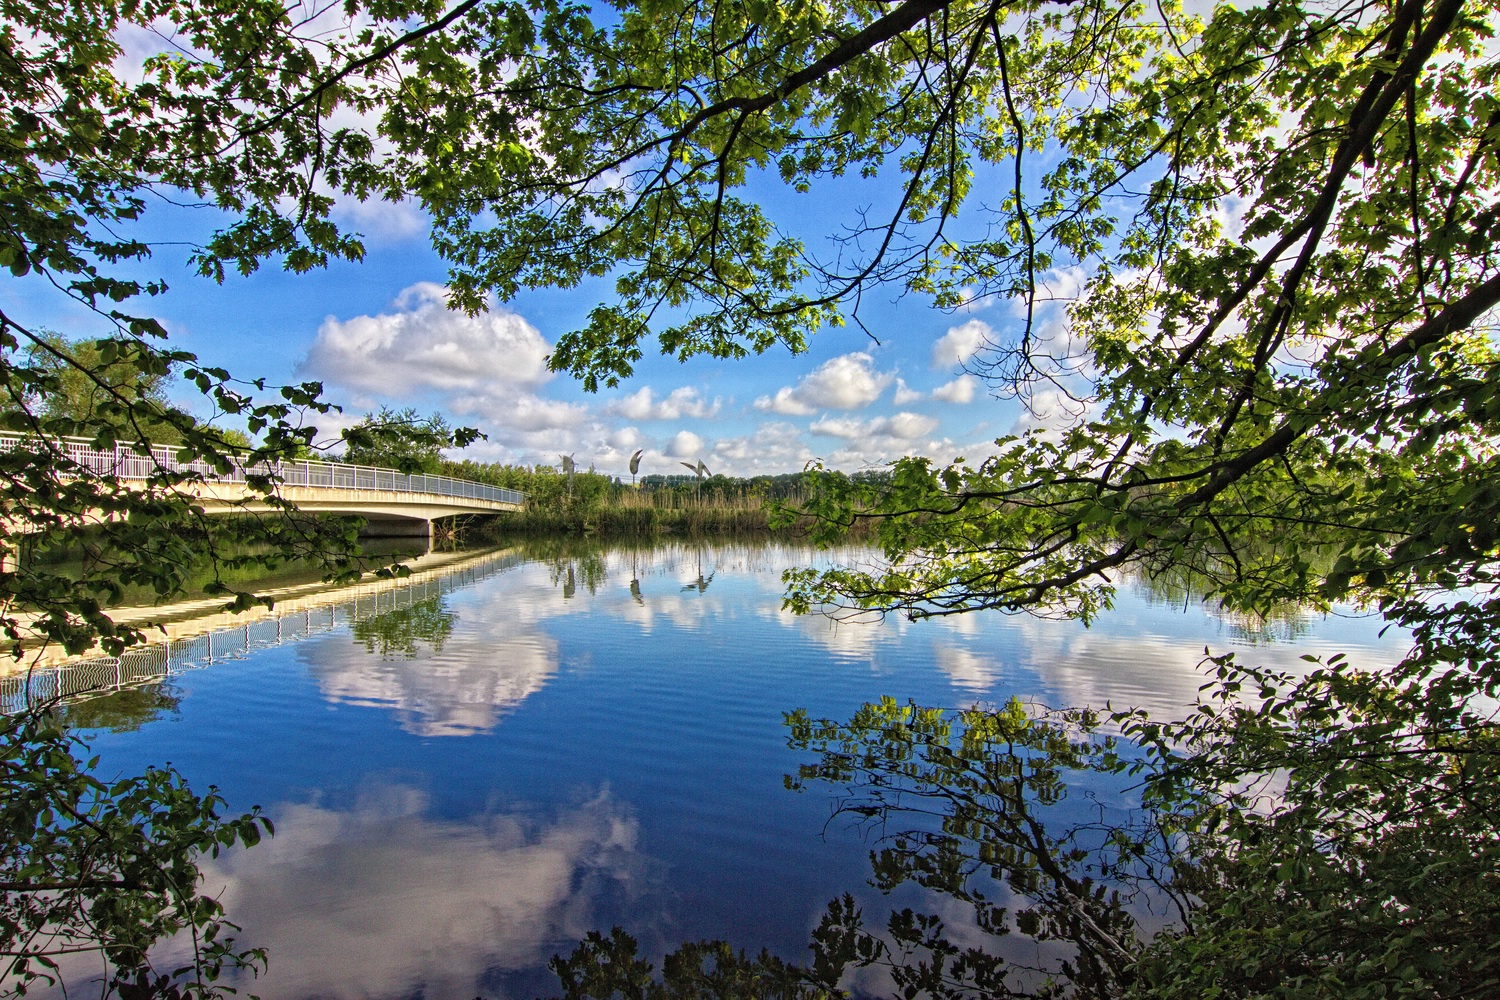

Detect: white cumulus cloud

[1008,388,1090,438]
[452,393,588,434]
[1015,266,1089,314]
[300,283,553,396]
[811,412,939,441]
[931,319,993,369]
[931,374,979,404]
[606,426,648,450]
[712,423,815,476]
[605,386,720,421]
[665,430,705,458]
[752,387,816,416]
[806,416,864,439]
[893,379,924,405]
[331,196,430,243]
[753,352,894,415]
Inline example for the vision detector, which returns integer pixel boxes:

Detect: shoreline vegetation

[439,463,883,539]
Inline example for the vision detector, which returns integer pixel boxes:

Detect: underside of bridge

[354,512,442,540]
[224,506,499,542]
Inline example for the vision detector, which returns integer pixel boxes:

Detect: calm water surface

[63,540,1409,999]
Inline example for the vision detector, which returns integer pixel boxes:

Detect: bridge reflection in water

[1,547,526,714]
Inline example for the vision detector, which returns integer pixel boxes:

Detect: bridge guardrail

[0,433,527,507]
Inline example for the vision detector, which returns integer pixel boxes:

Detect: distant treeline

[434,461,890,537]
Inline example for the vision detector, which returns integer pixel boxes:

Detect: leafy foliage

[1117,629,1500,998]
[443,8,1496,988]
[13,334,182,444]
[793,648,1500,997]
[7,0,1497,628]
[338,407,477,475]
[2,0,526,660]
[1,1,508,988]
[0,708,271,997]
[694,0,1500,625]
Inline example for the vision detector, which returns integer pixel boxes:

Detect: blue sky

[4,178,1081,480]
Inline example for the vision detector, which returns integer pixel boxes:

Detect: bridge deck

[0,434,527,525]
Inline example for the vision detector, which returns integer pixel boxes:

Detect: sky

[4,173,1079,482]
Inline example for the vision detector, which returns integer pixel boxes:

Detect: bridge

[0,433,526,540]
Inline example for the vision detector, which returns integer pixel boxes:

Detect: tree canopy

[7,0,1497,625]
[338,406,471,474]
[13,333,181,442]
[4,0,1500,995]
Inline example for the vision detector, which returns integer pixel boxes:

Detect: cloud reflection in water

[201,784,649,1000]
[300,600,560,737]
[292,546,750,736]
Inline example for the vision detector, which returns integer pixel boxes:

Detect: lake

[29,539,1411,999]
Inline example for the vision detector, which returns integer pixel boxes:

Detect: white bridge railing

[0,433,527,507]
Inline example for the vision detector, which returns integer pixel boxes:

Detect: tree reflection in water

[350,595,455,659]
[20,543,1464,999]
[56,681,183,734]
[783,699,1152,999]
[547,657,1500,1000]
[545,699,1154,1000]
[552,701,1146,1000]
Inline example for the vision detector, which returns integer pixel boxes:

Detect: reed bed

[468,486,873,539]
